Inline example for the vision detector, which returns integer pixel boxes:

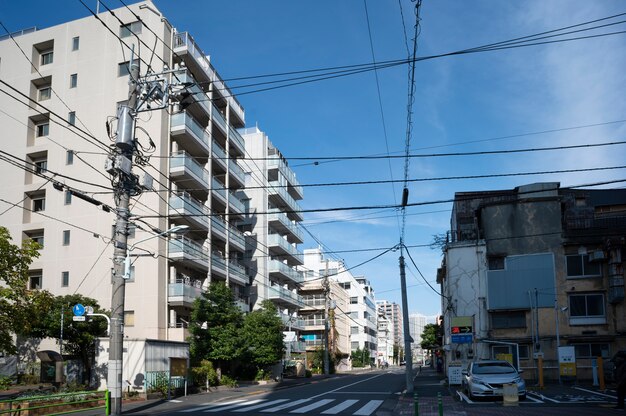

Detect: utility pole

[323,259,330,375]
[108,49,140,416]
[399,250,414,394]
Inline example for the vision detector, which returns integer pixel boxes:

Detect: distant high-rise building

[376,300,403,351]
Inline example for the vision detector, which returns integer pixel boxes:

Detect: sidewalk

[394,366,465,416]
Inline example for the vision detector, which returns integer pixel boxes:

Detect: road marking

[352,400,383,415]
[308,374,386,400]
[205,399,264,412]
[525,395,543,403]
[457,390,473,403]
[261,399,311,413]
[573,386,617,399]
[232,399,288,412]
[332,391,391,394]
[321,399,358,414]
[169,399,183,403]
[528,392,560,403]
[180,400,246,412]
[290,399,335,413]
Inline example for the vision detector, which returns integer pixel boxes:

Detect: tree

[34,294,108,384]
[351,347,370,368]
[188,282,244,376]
[420,323,442,350]
[0,227,52,355]
[242,300,284,375]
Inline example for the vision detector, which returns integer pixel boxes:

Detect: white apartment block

[239,127,305,355]
[376,300,404,355]
[302,249,378,362]
[0,1,250,386]
[376,313,394,365]
[409,313,428,364]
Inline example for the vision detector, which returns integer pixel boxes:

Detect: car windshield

[472,363,516,374]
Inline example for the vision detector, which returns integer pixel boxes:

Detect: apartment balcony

[212,103,227,134]
[228,261,248,286]
[268,234,303,265]
[211,252,227,278]
[268,182,303,221]
[169,192,209,230]
[229,225,245,252]
[168,279,203,307]
[291,341,307,353]
[169,237,209,271]
[268,157,303,200]
[268,210,304,244]
[211,177,227,205]
[278,312,305,330]
[168,325,190,342]
[268,259,303,285]
[228,159,245,188]
[301,317,325,330]
[305,339,323,349]
[302,298,325,309]
[235,299,249,313]
[174,71,211,118]
[173,32,244,126]
[268,285,306,309]
[228,192,245,216]
[170,151,209,190]
[170,112,210,156]
[229,126,245,157]
[211,216,227,242]
[212,140,227,171]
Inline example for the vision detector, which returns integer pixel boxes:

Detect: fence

[0,390,109,416]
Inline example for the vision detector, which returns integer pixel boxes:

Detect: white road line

[309,374,386,400]
[528,392,560,403]
[233,399,289,413]
[321,399,359,414]
[169,400,182,403]
[573,386,617,399]
[205,399,264,412]
[352,400,383,415]
[180,400,245,412]
[290,399,335,413]
[261,399,312,413]
[332,391,391,394]
[525,395,543,403]
[457,391,473,403]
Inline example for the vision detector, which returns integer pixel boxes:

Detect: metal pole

[323,259,330,375]
[399,252,414,394]
[555,300,561,384]
[109,47,139,415]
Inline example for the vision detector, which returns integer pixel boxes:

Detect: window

[574,343,610,359]
[61,271,69,287]
[351,326,359,335]
[350,311,359,319]
[491,311,526,329]
[64,190,72,205]
[351,342,360,350]
[40,50,53,66]
[120,21,142,38]
[118,61,130,77]
[72,36,79,51]
[62,230,70,246]
[66,150,74,165]
[69,73,77,88]
[25,230,44,248]
[32,195,45,212]
[566,254,601,277]
[340,282,351,290]
[29,271,42,289]
[68,112,76,126]
[36,122,49,137]
[34,159,47,174]
[350,297,358,304]
[124,311,135,327]
[488,256,505,270]
[38,86,51,101]
[569,293,606,325]
[518,345,530,360]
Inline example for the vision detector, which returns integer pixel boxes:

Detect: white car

[462,360,526,400]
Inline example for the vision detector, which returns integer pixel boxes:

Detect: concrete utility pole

[108,50,140,416]
[399,251,414,394]
[323,259,330,375]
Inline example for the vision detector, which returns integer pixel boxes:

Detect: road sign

[85,306,94,314]
[451,334,473,344]
[72,316,86,322]
[451,326,472,334]
[72,304,85,316]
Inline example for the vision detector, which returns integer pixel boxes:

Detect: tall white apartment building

[376,300,404,356]
[302,249,377,363]
[0,1,249,383]
[376,312,394,365]
[409,313,428,364]
[239,127,305,355]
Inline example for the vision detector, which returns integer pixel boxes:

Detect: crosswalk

[179,398,384,415]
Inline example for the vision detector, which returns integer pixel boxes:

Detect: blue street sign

[73,304,85,316]
[451,334,473,344]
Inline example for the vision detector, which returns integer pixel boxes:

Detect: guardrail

[0,390,110,415]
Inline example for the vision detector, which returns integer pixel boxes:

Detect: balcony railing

[268,285,305,308]
[267,157,303,199]
[211,216,227,239]
[211,177,226,201]
[229,192,245,213]
[305,339,323,347]
[268,234,303,264]
[268,210,304,242]
[229,126,245,154]
[268,259,303,284]
[168,279,203,305]
[229,159,245,185]
[229,225,245,248]
[211,252,227,275]
[229,260,248,285]
[173,71,211,116]
[212,104,227,133]
[169,237,209,268]
[212,140,227,170]
[278,313,304,329]
[170,151,209,187]
[302,318,325,326]
[268,181,302,219]
[169,192,209,228]
[170,112,210,153]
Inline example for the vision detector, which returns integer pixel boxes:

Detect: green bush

[254,369,271,381]
[192,360,218,389]
[219,375,238,388]
[148,372,169,396]
[305,370,312,378]
[0,375,12,390]
[60,381,88,393]
[19,374,39,385]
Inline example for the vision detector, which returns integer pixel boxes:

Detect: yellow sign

[170,357,188,377]
[560,362,576,376]
[496,353,513,365]
[451,316,472,328]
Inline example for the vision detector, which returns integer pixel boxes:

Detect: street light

[123,224,189,279]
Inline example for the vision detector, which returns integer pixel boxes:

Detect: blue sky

[3,1,626,317]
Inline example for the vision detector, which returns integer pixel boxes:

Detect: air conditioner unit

[588,250,606,262]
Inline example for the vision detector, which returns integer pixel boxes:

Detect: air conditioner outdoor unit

[588,250,606,262]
